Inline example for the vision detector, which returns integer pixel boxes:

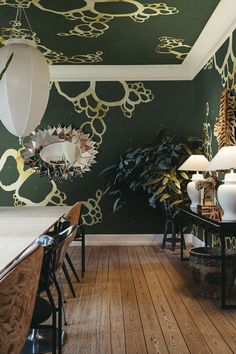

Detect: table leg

[205,230,208,247]
[179,216,188,261]
[220,234,236,309]
[221,235,226,309]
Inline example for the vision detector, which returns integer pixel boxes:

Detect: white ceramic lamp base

[217,171,236,222]
[187,173,204,212]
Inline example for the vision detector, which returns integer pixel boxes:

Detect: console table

[177,206,236,309]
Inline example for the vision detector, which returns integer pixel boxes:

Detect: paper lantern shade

[0,38,50,138]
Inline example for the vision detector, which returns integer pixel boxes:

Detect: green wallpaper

[193,29,236,157]
[0,80,195,233]
[192,29,236,248]
[0,0,220,65]
[0,27,235,234]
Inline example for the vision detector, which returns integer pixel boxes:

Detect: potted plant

[101,126,202,214]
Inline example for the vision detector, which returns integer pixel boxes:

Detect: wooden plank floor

[61,245,236,354]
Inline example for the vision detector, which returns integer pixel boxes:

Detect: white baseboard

[71,233,197,246]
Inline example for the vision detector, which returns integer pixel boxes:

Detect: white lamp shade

[40,141,81,164]
[208,146,236,221]
[0,38,50,138]
[208,146,236,171]
[178,155,209,171]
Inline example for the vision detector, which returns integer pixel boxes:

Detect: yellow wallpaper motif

[202,102,213,161]
[204,33,236,249]
[156,36,192,61]
[54,81,154,146]
[32,0,178,39]
[0,80,153,225]
[212,235,236,250]
[205,33,236,94]
[0,0,31,6]
[0,148,103,225]
[82,190,103,226]
[0,25,103,64]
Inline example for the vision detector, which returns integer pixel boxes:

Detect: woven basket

[189,247,236,298]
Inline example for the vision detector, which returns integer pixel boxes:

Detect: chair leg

[78,223,86,277]
[57,277,68,326]
[183,232,186,249]
[54,277,63,354]
[46,288,57,354]
[62,263,76,298]
[162,219,169,249]
[65,252,80,283]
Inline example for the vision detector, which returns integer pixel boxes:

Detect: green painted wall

[0,79,197,233]
[0,29,235,234]
[191,30,236,248]
[0,0,220,65]
[192,30,236,157]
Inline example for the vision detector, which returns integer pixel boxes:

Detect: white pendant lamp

[0,7,50,141]
[178,155,209,211]
[209,146,236,221]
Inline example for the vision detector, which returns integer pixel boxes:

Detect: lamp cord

[9,3,33,40]
[22,8,33,34]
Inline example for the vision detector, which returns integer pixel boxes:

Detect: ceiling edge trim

[49,64,191,82]
[185,0,236,80]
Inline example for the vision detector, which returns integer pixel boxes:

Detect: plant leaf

[155,185,166,196]
[159,193,170,202]
[180,171,189,180]
[162,177,169,185]
[170,200,182,206]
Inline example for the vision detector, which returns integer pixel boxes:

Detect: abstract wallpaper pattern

[33,0,179,38]
[0,0,220,65]
[54,81,154,146]
[0,24,103,64]
[0,81,154,227]
[0,29,235,231]
[205,33,236,95]
[156,36,192,61]
[199,30,236,248]
[0,2,234,232]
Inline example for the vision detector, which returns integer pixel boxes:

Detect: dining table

[0,206,70,273]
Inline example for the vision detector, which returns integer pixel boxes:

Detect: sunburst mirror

[21,125,98,181]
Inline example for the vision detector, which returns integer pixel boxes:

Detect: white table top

[0,206,70,219]
[0,206,70,272]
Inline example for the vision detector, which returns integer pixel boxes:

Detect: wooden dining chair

[0,243,43,354]
[22,224,77,354]
[64,202,86,275]
[59,202,84,296]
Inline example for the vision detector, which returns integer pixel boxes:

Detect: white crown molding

[185,0,236,80]
[49,64,191,82]
[49,0,236,82]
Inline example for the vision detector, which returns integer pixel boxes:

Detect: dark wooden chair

[0,243,43,354]
[21,224,77,354]
[60,203,85,297]
[161,201,185,251]
[161,217,181,251]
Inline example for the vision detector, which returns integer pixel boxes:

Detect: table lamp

[178,155,209,211]
[208,146,236,221]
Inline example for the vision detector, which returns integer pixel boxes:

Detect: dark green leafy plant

[101,126,202,212]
